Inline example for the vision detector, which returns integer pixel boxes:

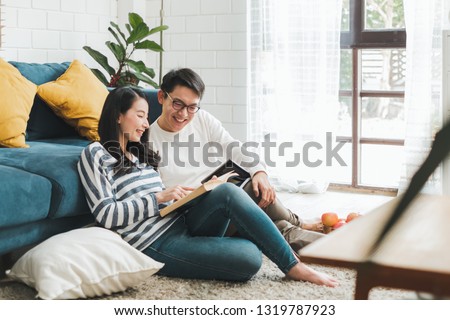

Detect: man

[149,68,324,253]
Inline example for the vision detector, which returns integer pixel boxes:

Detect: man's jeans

[144,183,298,281]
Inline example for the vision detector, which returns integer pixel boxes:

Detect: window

[335,0,406,192]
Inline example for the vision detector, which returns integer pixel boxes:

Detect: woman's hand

[252,171,276,208]
[155,185,195,204]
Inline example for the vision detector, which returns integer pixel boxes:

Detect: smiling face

[118,97,149,148]
[157,85,200,133]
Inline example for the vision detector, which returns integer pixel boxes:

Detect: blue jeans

[143,183,298,281]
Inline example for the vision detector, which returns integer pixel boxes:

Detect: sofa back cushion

[145,89,162,124]
[9,62,78,141]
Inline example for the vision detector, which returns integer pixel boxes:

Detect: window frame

[334,0,406,194]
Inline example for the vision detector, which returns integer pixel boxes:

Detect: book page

[159,179,225,217]
[216,171,239,182]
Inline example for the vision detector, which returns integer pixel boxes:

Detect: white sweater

[149,110,266,188]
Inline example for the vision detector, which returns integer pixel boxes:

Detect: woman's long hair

[98,86,160,172]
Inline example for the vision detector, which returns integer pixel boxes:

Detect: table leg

[355,271,372,300]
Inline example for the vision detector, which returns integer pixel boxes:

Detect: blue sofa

[0,62,162,260]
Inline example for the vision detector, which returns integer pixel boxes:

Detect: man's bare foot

[286,260,338,287]
[302,221,324,233]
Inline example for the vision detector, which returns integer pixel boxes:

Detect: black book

[200,159,251,186]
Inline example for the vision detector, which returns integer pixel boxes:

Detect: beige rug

[0,192,417,300]
[0,256,417,300]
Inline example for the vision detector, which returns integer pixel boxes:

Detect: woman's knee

[214,183,249,202]
[235,242,262,281]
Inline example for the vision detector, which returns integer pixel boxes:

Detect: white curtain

[400,0,448,194]
[248,0,342,192]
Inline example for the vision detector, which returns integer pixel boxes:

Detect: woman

[77,86,337,287]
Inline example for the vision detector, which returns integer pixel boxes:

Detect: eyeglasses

[165,92,200,114]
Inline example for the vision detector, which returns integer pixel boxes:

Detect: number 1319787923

[256,304,336,316]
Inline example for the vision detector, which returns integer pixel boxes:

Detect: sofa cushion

[0,165,51,227]
[37,60,109,141]
[9,61,70,85]
[0,59,38,148]
[0,142,90,219]
[9,61,78,141]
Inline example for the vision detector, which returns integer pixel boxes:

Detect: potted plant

[83,12,168,88]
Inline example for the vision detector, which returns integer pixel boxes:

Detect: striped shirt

[77,142,181,251]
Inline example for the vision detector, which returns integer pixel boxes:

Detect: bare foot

[286,259,338,287]
[302,221,324,233]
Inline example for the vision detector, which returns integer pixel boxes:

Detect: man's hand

[252,171,276,208]
[155,185,194,204]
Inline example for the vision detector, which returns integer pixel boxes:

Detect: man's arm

[251,171,276,208]
[204,111,275,208]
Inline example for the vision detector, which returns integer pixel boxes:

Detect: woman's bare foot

[286,259,338,287]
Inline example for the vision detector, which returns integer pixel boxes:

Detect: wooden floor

[277,190,394,222]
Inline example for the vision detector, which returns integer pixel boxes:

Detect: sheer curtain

[400,0,447,194]
[248,0,342,192]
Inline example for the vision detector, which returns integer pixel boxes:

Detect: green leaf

[142,67,156,79]
[129,12,144,29]
[133,71,159,88]
[90,68,109,86]
[148,25,169,35]
[127,59,146,72]
[127,59,156,78]
[125,23,132,35]
[127,23,150,43]
[82,46,115,76]
[106,41,125,62]
[110,21,127,43]
[135,40,163,52]
[108,27,125,49]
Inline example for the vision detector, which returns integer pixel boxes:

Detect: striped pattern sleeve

[77,144,161,229]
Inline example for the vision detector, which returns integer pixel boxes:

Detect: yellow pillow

[0,58,37,148]
[37,60,109,141]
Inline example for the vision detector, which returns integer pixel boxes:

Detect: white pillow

[6,227,164,300]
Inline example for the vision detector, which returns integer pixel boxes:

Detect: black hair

[160,68,205,98]
[98,86,160,172]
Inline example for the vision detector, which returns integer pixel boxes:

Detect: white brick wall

[0,0,249,140]
[148,0,248,140]
[1,0,115,66]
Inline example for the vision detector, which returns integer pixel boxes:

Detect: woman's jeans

[143,183,298,282]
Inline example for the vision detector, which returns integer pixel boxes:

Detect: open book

[159,160,251,217]
[159,174,230,217]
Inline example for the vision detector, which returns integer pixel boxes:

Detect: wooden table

[299,195,450,299]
